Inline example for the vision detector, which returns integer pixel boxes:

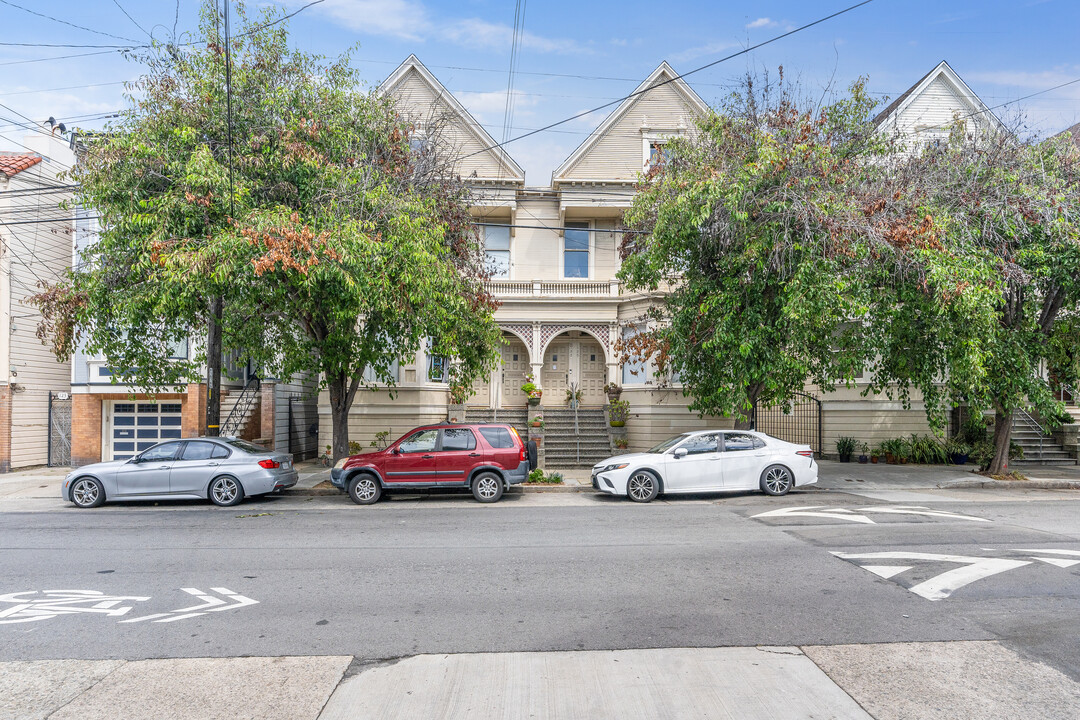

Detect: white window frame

[482,223,512,280]
[561,220,593,280]
[642,131,680,170]
[620,324,650,385]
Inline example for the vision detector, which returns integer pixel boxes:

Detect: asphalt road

[3,487,1080,682]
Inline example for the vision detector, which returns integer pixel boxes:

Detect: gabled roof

[380,54,525,182]
[1055,121,1080,148]
[873,60,1002,133]
[552,61,709,183]
[0,153,42,178]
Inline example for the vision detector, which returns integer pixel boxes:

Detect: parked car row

[62,424,817,508]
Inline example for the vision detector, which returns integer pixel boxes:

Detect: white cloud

[746,17,777,29]
[671,41,738,63]
[456,89,538,123]
[294,0,585,53]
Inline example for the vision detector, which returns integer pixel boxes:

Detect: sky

[1,0,1078,184]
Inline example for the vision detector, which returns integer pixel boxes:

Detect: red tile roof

[0,153,43,178]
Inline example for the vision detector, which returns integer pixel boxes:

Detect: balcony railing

[486,280,621,298]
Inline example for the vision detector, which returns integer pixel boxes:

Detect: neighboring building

[319,57,1015,465]
[0,130,75,471]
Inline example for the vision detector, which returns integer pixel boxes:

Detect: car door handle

[207,462,219,466]
[422,454,435,459]
[754,453,767,457]
[469,453,480,457]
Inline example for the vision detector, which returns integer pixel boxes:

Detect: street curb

[281,484,595,497]
[941,479,1080,490]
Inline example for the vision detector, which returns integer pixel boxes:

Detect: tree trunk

[735,383,764,431]
[205,296,223,436]
[987,408,1013,475]
[327,374,351,462]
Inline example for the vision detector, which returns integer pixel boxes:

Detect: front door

[382,429,439,486]
[114,441,182,496]
[499,337,529,408]
[436,427,481,486]
[666,433,723,491]
[542,339,571,406]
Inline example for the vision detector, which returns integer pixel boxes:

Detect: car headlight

[599,463,628,472]
[333,457,349,470]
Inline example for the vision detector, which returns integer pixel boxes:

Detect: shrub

[835,436,857,456]
[527,468,545,483]
[527,469,563,484]
[520,382,537,395]
[608,400,630,425]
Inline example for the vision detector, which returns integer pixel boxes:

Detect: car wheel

[70,477,105,508]
[472,472,504,503]
[760,464,793,496]
[526,440,538,471]
[626,470,659,503]
[209,476,245,507]
[348,474,382,505]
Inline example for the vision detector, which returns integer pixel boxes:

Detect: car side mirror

[673,447,688,459]
[391,447,401,455]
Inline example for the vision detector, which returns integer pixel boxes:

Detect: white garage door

[109,401,183,460]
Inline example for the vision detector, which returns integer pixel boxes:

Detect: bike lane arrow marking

[752,506,876,524]
[832,551,1031,601]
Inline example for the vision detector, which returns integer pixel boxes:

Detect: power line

[0,49,124,68]
[0,0,140,43]
[0,80,130,98]
[111,0,152,40]
[461,0,876,160]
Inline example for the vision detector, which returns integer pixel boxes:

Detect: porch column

[607,323,620,385]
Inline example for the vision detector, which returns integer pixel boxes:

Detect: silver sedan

[62,438,298,508]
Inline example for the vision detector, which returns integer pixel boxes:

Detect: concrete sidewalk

[817,458,1080,491]
[5,641,1079,719]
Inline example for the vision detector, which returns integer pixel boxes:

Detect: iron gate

[752,392,823,457]
[288,394,319,461]
[48,392,71,467]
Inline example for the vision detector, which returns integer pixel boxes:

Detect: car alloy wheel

[472,472,504,503]
[348,474,382,505]
[71,477,104,508]
[209,476,244,507]
[761,465,793,496]
[627,471,659,503]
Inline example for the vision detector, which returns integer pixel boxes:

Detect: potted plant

[531,415,544,429]
[565,387,584,406]
[897,438,910,464]
[836,436,856,463]
[946,438,971,465]
[521,375,542,406]
[857,442,869,464]
[608,399,629,427]
[603,382,622,403]
[870,443,881,464]
[614,437,629,450]
[882,438,898,464]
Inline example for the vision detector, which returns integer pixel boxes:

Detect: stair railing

[1055,382,1079,406]
[220,376,261,438]
[1014,407,1045,459]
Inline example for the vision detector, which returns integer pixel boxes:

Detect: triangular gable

[873,60,1003,136]
[381,55,525,183]
[552,61,709,184]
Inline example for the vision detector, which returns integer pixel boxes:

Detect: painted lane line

[1032,557,1080,568]
[862,506,990,522]
[1004,548,1080,557]
[861,565,912,579]
[751,506,876,524]
[831,551,1031,601]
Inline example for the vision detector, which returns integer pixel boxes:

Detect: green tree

[34,1,501,459]
[619,76,888,427]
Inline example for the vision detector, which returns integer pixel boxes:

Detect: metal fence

[752,392,823,457]
[287,394,319,461]
[48,392,72,467]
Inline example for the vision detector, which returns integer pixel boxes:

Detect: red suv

[330,423,538,504]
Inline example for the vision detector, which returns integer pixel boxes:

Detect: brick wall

[183,383,208,438]
[0,385,11,472]
[71,394,102,467]
[260,381,276,447]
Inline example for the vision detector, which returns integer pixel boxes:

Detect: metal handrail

[220,376,261,438]
[1055,382,1079,406]
[1014,407,1045,459]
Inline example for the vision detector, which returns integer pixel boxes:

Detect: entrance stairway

[464,408,529,439]
[541,408,612,469]
[1011,410,1077,466]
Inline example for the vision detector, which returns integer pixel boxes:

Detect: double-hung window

[483,224,511,279]
[563,222,590,279]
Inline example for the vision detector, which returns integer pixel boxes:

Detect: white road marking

[0,590,150,624]
[751,506,876,524]
[121,588,260,623]
[1032,557,1080,569]
[861,565,912,579]
[862,506,990,522]
[831,551,1031,601]
[1004,548,1080,557]
[984,548,1080,569]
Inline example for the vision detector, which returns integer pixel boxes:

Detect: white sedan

[591,430,817,502]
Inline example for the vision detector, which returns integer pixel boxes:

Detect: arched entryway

[468,331,531,408]
[540,330,607,406]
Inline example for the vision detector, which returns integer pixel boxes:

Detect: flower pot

[870,455,879,464]
[899,457,908,465]
[839,454,851,463]
[885,453,896,464]
[858,455,869,464]
[950,453,968,465]
[609,421,625,428]
[527,396,541,406]
[531,422,541,428]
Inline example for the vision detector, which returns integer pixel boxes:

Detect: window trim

[561,220,593,280]
[482,223,512,280]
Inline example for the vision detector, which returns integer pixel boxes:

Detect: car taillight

[520,445,527,462]
[258,459,280,469]
[796,450,814,458]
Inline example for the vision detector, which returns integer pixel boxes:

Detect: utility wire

[111,0,152,40]
[0,0,140,43]
[461,0,877,159]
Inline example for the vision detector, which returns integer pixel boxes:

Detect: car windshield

[224,439,268,454]
[647,434,690,453]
